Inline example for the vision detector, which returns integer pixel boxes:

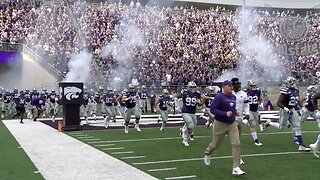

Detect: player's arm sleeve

[277,94,286,109]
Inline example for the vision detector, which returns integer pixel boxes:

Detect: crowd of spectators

[0,0,319,87]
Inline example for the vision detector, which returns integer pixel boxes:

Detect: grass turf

[68,122,320,180]
[0,120,43,180]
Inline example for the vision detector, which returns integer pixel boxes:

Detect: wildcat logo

[64,86,82,101]
[230,102,234,107]
[279,17,308,42]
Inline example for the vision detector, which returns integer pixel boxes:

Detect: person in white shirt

[231,77,249,165]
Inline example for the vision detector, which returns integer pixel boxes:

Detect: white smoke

[216,8,287,86]
[101,6,155,90]
[64,51,92,82]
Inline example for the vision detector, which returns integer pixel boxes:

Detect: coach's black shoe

[20,121,24,124]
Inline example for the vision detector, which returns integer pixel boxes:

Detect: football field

[67,122,319,180]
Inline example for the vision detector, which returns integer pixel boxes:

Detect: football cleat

[309,143,319,158]
[51,116,55,122]
[135,124,141,132]
[105,121,110,129]
[264,119,271,129]
[298,146,311,152]
[124,125,129,134]
[204,155,211,165]
[160,126,164,131]
[182,140,189,147]
[232,167,246,176]
[190,134,194,141]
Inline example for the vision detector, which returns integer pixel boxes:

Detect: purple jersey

[3,93,12,103]
[138,91,148,100]
[246,88,261,112]
[180,89,201,114]
[104,93,117,106]
[49,93,57,103]
[279,87,300,109]
[32,98,45,109]
[124,91,137,108]
[83,92,90,105]
[159,95,171,111]
[203,93,216,108]
[25,93,31,103]
[31,92,40,105]
[305,93,315,112]
[15,95,26,107]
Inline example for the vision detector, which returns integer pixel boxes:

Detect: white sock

[251,132,258,141]
[316,134,320,147]
[269,122,280,129]
[259,124,264,131]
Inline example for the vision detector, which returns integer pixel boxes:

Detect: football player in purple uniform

[245,80,263,146]
[121,84,142,133]
[155,89,173,131]
[265,77,311,151]
[309,88,320,158]
[102,87,117,128]
[13,91,27,123]
[177,81,211,146]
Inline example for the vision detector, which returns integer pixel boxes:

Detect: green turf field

[67,122,320,180]
[0,120,43,180]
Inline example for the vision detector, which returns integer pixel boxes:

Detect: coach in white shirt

[231,77,249,165]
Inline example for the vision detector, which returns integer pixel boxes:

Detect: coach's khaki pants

[205,120,241,168]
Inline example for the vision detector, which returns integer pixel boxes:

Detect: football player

[32,92,46,121]
[155,89,173,131]
[80,87,91,125]
[102,87,117,128]
[309,88,320,158]
[177,81,210,147]
[265,77,311,151]
[138,85,148,113]
[245,80,263,146]
[202,86,218,128]
[121,84,142,133]
[2,90,12,117]
[13,91,27,123]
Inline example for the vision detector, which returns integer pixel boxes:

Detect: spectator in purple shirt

[203,80,245,176]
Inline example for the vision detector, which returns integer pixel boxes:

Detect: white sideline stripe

[165,175,196,180]
[86,131,319,144]
[111,151,134,155]
[121,156,146,160]
[133,151,301,165]
[3,120,157,180]
[102,147,124,150]
[95,144,115,147]
[71,134,90,137]
[148,167,177,172]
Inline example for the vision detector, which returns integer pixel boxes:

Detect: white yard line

[3,120,157,180]
[148,167,177,172]
[77,136,95,139]
[86,131,319,144]
[111,151,134,155]
[102,147,124,150]
[82,138,101,141]
[94,144,115,147]
[133,151,302,165]
[165,175,197,180]
[121,156,146,160]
